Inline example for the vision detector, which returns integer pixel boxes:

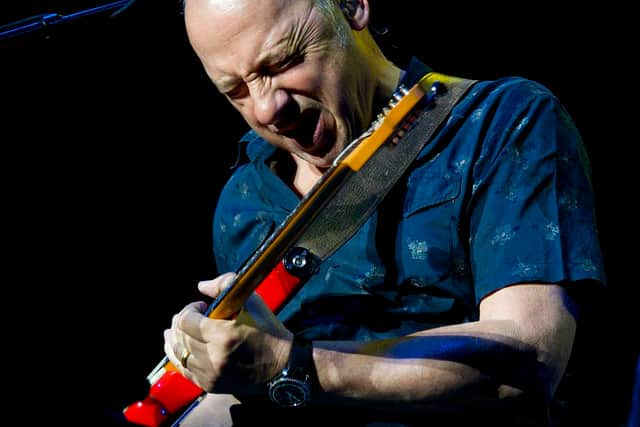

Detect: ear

[338,0,370,30]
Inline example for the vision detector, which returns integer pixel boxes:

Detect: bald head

[184,0,359,39]
[184,0,358,72]
[184,0,254,16]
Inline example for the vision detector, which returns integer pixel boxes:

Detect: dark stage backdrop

[2,1,635,426]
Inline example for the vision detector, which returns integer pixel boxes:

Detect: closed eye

[223,53,304,100]
[264,53,304,76]
[225,83,249,100]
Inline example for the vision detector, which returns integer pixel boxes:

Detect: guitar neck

[204,77,427,320]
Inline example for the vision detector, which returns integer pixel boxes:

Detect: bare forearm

[312,317,572,413]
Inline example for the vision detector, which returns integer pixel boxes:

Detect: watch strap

[287,335,316,388]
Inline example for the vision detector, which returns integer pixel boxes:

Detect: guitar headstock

[371,84,411,130]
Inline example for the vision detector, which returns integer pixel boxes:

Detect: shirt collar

[399,56,433,88]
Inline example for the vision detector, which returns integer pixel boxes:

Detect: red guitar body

[122,261,302,427]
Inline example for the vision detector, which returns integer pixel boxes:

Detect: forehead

[184,0,325,83]
[185,0,318,44]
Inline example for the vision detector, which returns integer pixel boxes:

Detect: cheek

[292,51,346,97]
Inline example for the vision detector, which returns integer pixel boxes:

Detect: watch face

[268,377,311,407]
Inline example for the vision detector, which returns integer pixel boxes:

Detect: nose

[250,84,292,129]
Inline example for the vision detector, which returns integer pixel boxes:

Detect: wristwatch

[267,336,316,408]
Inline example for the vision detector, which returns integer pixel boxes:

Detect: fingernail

[198,280,214,291]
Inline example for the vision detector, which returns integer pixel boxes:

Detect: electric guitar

[121,72,464,427]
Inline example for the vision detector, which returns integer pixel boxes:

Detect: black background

[2,1,636,425]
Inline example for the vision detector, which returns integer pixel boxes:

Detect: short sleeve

[468,80,606,303]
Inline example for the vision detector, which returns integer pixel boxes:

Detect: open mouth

[282,109,327,155]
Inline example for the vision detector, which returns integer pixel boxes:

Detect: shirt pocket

[397,172,462,285]
[403,172,461,218]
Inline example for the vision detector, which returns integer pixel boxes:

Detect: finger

[177,304,230,342]
[164,328,182,368]
[238,292,292,339]
[172,301,208,329]
[198,272,236,298]
[165,328,200,372]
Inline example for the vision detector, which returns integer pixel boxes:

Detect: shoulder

[475,76,556,101]
[443,76,570,157]
[452,75,577,152]
[458,76,561,119]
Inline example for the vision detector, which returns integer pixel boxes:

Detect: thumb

[197,272,236,298]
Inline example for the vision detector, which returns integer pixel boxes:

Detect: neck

[358,29,404,99]
[354,29,404,123]
[289,154,325,196]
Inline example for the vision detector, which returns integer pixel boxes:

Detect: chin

[301,153,334,170]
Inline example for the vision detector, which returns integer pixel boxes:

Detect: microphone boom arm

[0,0,135,42]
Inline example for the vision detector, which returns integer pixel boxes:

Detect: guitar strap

[291,72,477,263]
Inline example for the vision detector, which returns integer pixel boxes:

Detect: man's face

[185,0,372,169]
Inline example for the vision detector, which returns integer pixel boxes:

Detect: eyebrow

[216,44,293,93]
[215,75,242,93]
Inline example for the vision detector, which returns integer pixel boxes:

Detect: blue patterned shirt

[212,58,606,340]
